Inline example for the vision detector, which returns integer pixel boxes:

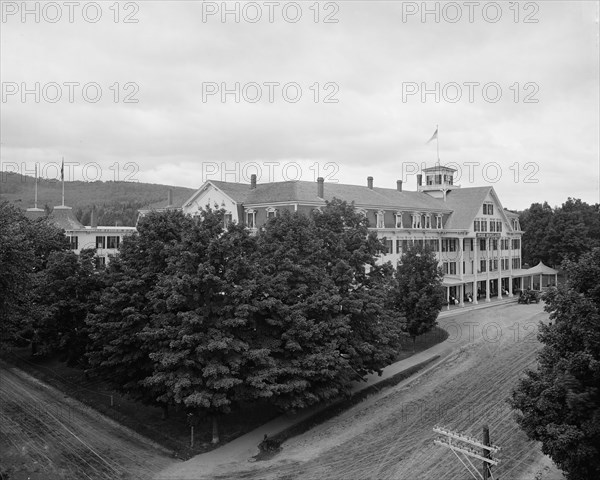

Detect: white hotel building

[142,165,552,307]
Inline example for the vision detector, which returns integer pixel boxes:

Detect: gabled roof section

[442,187,492,230]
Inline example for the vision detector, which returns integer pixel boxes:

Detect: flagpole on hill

[61,157,65,206]
[34,163,38,209]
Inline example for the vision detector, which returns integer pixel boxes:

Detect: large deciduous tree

[392,242,444,349]
[509,248,600,480]
[0,202,68,350]
[86,210,194,415]
[31,249,101,363]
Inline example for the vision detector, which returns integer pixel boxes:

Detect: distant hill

[0,172,196,227]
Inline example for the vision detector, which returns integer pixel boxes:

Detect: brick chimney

[397,180,403,192]
[250,174,257,189]
[417,174,422,187]
[167,189,173,207]
[367,176,373,189]
[317,177,324,198]
[91,205,98,228]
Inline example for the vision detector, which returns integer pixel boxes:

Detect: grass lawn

[2,326,447,460]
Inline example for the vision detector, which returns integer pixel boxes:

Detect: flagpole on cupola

[436,124,439,163]
[61,157,65,207]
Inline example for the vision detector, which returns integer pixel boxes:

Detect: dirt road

[0,363,174,480]
[159,302,562,480]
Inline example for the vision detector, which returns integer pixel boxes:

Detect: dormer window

[395,212,403,229]
[411,213,422,229]
[246,209,256,228]
[436,214,443,229]
[424,214,431,229]
[376,210,385,229]
[266,207,278,219]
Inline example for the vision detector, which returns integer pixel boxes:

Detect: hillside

[0,172,196,227]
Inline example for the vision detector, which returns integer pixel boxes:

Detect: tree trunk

[211,415,220,444]
[412,336,416,353]
[161,404,169,420]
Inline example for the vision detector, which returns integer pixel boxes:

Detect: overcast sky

[1,0,598,210]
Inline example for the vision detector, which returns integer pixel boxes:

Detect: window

[493,259,498,271]
[481,220,488,232]
[490,221,496,232]
[96,236,105,249]
[512,257,521,269]
[474,220,481,232]
[224,213,233,226]
[496,221,502,232]
[95,256,106,269]
[491,239,498,250]
[427,239,439,251]
[377,211,385,229]
[412,213,422,229]
[427,175,434,185]
[266,208,277,219]
[442,238,457,252]
[246,210,256,228]
[384,238,393,254]
[68,236,78,250]
[396,239,402,254]
[501,258,509,270]
[436,215,442,229]
[483,203,494,215]
[480,259,487,273]
[106,236,120,249]
[395,212,403,229]
[463,238,473,251]
[435,174,442,184]
[479,238,487,251]
[512,238,521,250]
[424,214,431,229]
[449,262,457,275]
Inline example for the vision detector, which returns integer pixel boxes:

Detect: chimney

[91,205,98,228]
[397,180,403,192]
[167,189,173,207]
[367,176,373,189]
[250,174,257,189]
[417,174,422,187]
[317,177,324,198]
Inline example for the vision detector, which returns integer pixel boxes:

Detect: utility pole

[433,425,500,480]
[483,425,491,480]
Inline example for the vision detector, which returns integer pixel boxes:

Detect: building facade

[27,204,136,267]
[141,165,535,308]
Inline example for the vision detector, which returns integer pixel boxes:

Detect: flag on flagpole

[61,159,64,181]
[426,128,438,144]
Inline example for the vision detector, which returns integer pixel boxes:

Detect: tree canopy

[519,198,600,267]
[509,247,600,480]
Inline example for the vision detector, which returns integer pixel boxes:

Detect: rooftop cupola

[418,164,460,200]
